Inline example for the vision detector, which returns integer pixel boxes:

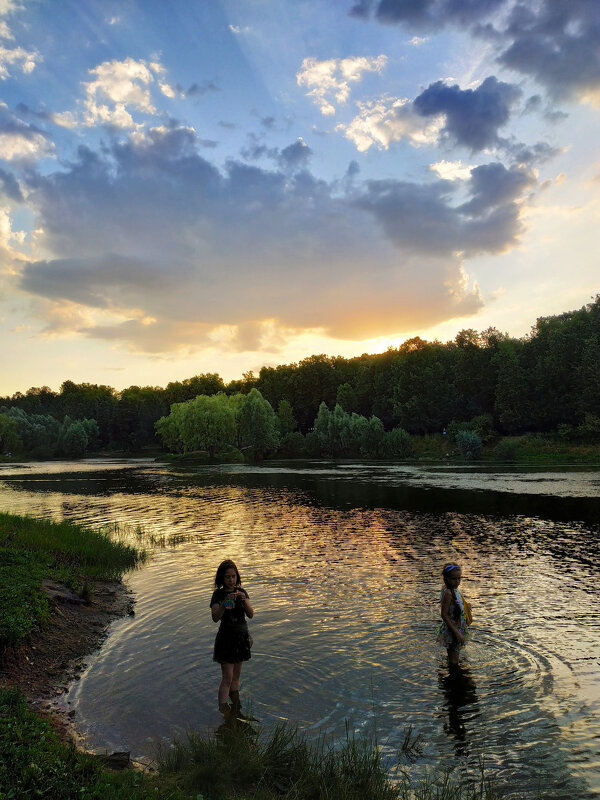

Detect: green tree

[155,408,185,453]
[60,421,89,457]
[180,394,237,457]
[336,382,358,413]
[360,415,385,457]
[238,389,279,460]
[383,426,412,458]
[0,414,21,454]
[314,402,331,455]
[277,399,297,436]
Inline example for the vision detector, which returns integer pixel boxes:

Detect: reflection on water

[439,665,479,757]
[0,459,599,798]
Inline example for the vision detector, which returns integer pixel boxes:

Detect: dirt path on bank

[0,580,135,743]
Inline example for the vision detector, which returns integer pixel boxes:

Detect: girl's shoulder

[210,587,225,604]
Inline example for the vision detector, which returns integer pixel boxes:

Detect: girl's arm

[441,588,464,644]
[211,596,228,622]
[239,589,254,619]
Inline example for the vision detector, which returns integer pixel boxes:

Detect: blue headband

[443,564,460,573]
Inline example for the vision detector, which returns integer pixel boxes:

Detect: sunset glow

[1,1,598,394]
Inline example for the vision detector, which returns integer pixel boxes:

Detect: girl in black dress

[210,559,254,715]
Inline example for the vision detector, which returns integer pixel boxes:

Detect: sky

[0,0,598,395]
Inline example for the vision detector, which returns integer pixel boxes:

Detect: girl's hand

[456,632,465,645]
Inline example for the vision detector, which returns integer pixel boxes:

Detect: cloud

[14,124,538,352]
[0,165,23,200]
[430,160,473,181]
[458,163,536,215]
[413,77,522,151]
[0,41,38,78]
[187,80,220,97]
[354,0,600,107]
[493,0,600,105]
[0,103,51,161]
[356,162,535,257]
[82,57,160,128]
[278,138,312,171]
[341,96,442,151]
[350,0,505,29]
[297,55,387,115]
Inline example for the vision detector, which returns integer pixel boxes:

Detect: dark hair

[214,559,241,589]
[441,562,461,590]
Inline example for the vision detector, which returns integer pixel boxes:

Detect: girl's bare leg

[448,648,459,666]
[230,662,243,693]
[219,662,235,709]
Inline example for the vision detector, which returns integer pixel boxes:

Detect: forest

[1,297,599,459]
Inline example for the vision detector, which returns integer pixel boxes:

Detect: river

[1,458,599,798]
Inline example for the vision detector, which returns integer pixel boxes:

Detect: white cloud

[297,54,387,115]
[159,81,181,99]
[408,36,427,46]
[50,111,79,129]
[83,57,157,128]
[0,130,48,159]
[430,160,473,181]
[0,42,38,78]
[341,96,442,151]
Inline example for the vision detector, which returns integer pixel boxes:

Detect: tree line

[1,297,599,458]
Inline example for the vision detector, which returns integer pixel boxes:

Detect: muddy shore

[0,579,135,744]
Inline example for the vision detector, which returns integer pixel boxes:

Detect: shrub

[455,430,482,461]
[494,438,519,462]
[383,427,413,458]
[278,431,306,457]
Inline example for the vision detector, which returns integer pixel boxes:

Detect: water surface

[1,458,599,798]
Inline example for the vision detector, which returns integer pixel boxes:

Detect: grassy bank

[0,512,144,648]
[0,686,517,800]
[410,433,600,465]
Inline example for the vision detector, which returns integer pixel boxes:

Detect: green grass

[0,513,146,649]
[408,433,599,465]
[0,687,184,800]
[0,548,49,646]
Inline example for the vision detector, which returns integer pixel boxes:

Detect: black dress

[210,587,253,664]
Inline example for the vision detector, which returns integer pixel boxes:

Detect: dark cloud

[16,125,536,351]
[357,161,535,256]
[507,141,560,166]
[240,143,279,161]
[186,80,220,97]
[458,163,535,215]
[278,139,312,171]
[0,104,51,159]
[414,77,521,151]
[354,0,600,104]
[261,116,276,130]
[495,0,600,102]
[0,167,23,202]
[20,255,173,309]
[351,0,506,29]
